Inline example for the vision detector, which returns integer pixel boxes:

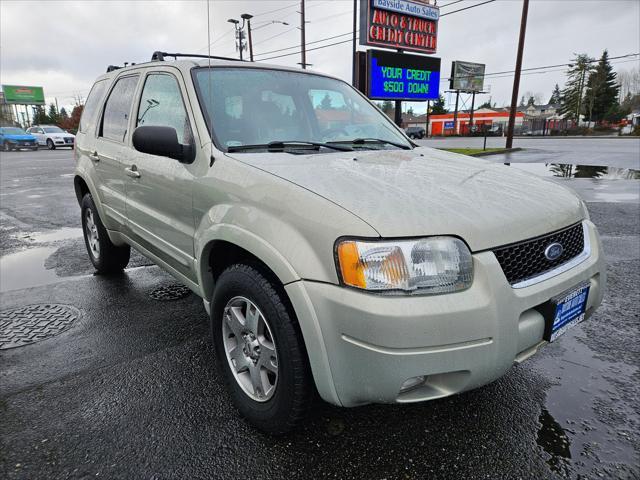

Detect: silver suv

[74,52,605,433]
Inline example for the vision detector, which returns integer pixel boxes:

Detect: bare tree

[617,67,640,101]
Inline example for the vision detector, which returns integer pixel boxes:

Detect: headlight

[336,237,473,294]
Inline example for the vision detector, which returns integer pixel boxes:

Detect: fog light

[400,375,426,393]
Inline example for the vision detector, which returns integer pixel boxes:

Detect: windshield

[193,67,411,151]
[43,126,64,133]
[2,128,27,135]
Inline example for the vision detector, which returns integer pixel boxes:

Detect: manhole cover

[149,284,191,301]
[0,304,81,350]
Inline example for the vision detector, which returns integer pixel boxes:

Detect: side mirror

[132,125,194,163]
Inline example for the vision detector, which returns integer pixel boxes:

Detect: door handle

[89,151,100,162]
[125,165,141,178]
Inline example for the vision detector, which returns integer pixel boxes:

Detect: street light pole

[505,0,529,149]
[300,0,307,69]
[241,13,254,62]
[352,0,357,85]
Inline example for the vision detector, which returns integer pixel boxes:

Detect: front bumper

[52,137,74,146]
[286,220,605,407]
[7,140,38,149]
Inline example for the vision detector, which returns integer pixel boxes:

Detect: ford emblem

[544,242,564,261]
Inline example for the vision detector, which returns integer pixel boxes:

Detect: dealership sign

[1,85,45,105]
[360,0,440,54]
[367,49,440,101]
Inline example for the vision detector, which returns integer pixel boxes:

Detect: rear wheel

[46,138,55,150]
[3,141,12,152]
[211,263,313,434]
[81,193,130,273]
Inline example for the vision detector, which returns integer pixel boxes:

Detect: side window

[100,75,139,142]
[136,74,192,145]
[79,80,108,133]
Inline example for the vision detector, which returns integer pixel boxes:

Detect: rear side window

[79,80,108,133]
[100,75,139,142]
[136,74,192,145]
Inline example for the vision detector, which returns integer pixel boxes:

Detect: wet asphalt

[1,142,639,479]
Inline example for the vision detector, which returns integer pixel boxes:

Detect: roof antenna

[206,0,215,167]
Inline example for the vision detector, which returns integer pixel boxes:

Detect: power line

[438,0,466,9]
[440,0,496,17]
[255,0,498,62]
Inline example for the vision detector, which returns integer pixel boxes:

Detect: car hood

[4,134,36,141]
[227,147,585,251]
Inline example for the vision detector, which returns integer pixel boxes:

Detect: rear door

[124,70,197,279]
[30,127,46,145]
[93,74,141,229]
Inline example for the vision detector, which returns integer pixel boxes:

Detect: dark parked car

[405,126,425,139]
[0,127,38,151]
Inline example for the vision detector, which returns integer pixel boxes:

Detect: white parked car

[27,125,75,149]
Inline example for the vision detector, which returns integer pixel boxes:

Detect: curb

[470,147,523,157]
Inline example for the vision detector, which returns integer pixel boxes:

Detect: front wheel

[211,264,313,434]
[46,138,55,150]
[81,193,130,273]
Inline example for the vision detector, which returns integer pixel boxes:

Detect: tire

[3,141,12,152]
[81,193,130,273]
[211,263,313,434]
[46,138,55,150]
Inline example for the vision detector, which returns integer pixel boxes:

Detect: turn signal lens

[336,237,473,294]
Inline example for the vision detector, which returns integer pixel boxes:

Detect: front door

[124,71,196,279]
[93,74,140,229]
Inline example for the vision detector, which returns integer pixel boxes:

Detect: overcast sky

[1,0,639,113]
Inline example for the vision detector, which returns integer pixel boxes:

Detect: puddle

[533,329,638,475]
[0,247,60,292]
[20,227,83,243]
[537,408,572,475]
[507,163,639,179]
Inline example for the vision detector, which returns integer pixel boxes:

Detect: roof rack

[151,51,244,63]
[106,65,122,73]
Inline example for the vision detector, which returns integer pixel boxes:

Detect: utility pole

[352,0,357,85]
[577,67,586,126]
[300,0,307,69]
[506,0,529,149]
[394,48,403,127]
[241,13,254,61]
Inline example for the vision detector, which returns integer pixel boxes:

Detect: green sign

[2,85,45,105]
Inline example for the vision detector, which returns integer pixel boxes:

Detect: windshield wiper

[227,140,353,153]
[329,138,412,150]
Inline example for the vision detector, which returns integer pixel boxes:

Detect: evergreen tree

[527,96,536,106]
[430,95,448,114]
[584,50,620,124]
[549,84,561,104]
[560,53,595,121]
[59,107,69,120]
[519,95,525,107]
[32,105,48,125]
[478,100,493,109]
[47,103,59,124]
[380,100,394,115]
[407,106,415,116]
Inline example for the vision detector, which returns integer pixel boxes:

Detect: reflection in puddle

[507,163,639,179]
[534,330,638,475]
[537,408,572,475]
[0,247,60,292]
[22,227,83,243]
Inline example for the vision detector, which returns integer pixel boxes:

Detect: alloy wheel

[84,208,100,260]
[222,296,278,402]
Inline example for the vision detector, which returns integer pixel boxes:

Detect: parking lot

[1,142,639,479]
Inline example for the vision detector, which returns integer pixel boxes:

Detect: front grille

[492,223,585,285]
